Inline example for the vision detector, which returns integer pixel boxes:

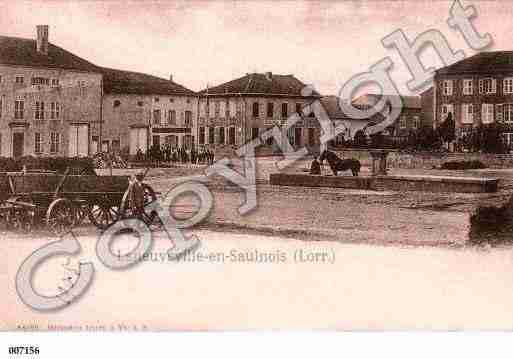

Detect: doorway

[12,132,24,158]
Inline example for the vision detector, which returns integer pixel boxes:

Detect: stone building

[433,51,513,146]
[100,68,197,156]
[0,25,102,157]
[197,72,321,154]
[352,94,422,142]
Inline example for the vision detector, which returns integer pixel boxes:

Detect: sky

[0,0,512,97]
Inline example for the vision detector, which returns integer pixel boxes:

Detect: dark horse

[319,150,361,176]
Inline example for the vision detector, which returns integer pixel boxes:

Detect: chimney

[169,74,173,82]
[265,72,273,81]
[36,25,49,55]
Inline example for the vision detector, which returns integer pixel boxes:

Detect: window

[15,76,24,84]
[251,127,259,140]
[479,78,496,94]
[504,78,513,94]
[281,103,288,118]
[184,111,192,127]
[463,79,473,95]
[153,109,161,125]
[267,102,274,117]
[113,100,121,108]
[442,80,453,96]
[137,101,144,107]
[226,102,230,118]
[51,78,59,86]
[208,127,215,144]
[154,97,159,102]
[31,77,49,86]
[0,98,2,119]
[481,103,494,124]
[168,110,176,125]
[34,133,42,154]
[112,140,120,152]
[412,116,420,129]
[252,102,259,117]
[199,127,205,145]
[50,132,60,153]
[462,104,474,124]
[214,101,220,117]
[441,104,453,121]
[0,75,2,83]
[218,127,225,145]
[14,100,24,119]
[504,133,513,149]
[296,103,302,114]
[399,115,407,129]
[78,80,87,96]
[504,104,513,123]
[50,102,60,120]
[35,101,45,120]
[228,127,236,145]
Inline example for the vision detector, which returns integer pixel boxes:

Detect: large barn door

[69,124,89,157]
[130,128,147,155]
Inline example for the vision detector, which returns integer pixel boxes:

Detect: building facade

[433,51,513,146]
[352,94,422,141]
[100,68,197,156]
[0,26,102,157]
[197,72,322,154]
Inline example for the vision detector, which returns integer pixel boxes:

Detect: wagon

[0,168,158,235]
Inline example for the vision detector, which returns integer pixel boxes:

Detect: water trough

[270,173,499,193]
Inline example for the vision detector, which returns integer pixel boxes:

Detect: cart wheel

[120,184,160,229]
[46,198,77,236]
[5,197,35,233]
[88,203,120,230]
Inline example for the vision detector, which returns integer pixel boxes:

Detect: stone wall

[332,149,513,169]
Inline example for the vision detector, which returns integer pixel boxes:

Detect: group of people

[136,145,215,165]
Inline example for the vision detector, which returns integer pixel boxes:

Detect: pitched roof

[436,51,513,75]
[0,35,99,73]
[352,93,421,109]
[320,96,353,120]
[100,67,196,96]
[199,73,321,97]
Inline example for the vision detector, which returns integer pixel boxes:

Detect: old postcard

[2,0,513,338]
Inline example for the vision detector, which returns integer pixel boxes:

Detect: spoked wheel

[88,202,121,230]
[6,207,35,233]
[4,197,36,233]
[120,183,161,230]
[46,198,78,236]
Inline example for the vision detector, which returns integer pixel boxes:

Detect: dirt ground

[128,158,513,246]
[3,160,513,330]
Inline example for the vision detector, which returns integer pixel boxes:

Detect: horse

[319,150,361,177]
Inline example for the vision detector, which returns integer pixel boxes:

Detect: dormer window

[113,100,121,108]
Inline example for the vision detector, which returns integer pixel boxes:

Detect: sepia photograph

[2,1,513,348]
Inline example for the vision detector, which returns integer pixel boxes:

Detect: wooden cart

[0,169,157,235]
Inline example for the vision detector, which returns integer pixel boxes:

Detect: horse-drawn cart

[0,169,157,235]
